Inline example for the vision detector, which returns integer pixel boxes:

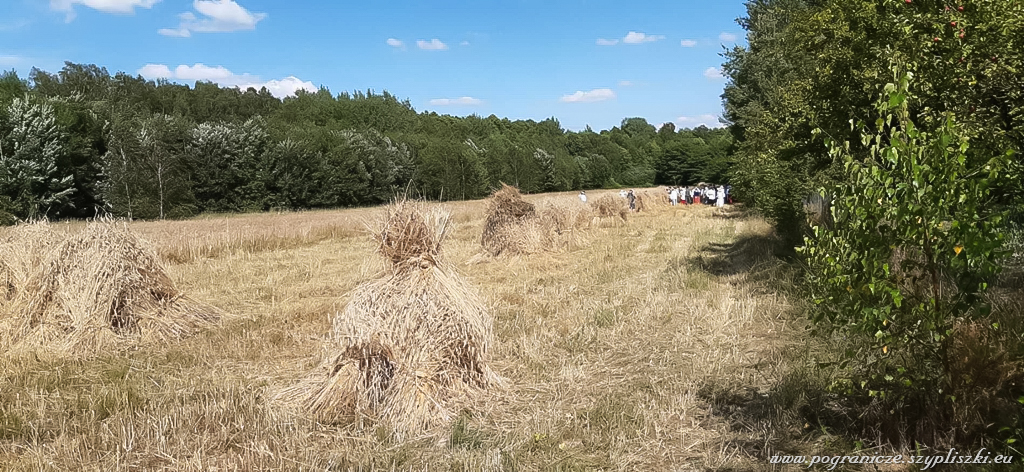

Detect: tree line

[0,63,733,224]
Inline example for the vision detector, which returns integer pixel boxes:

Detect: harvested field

[0,190,828,470]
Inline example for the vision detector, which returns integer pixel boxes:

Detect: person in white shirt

[716,185,725,207]
[579,191,587,203]
[705,186,717,205]
[669,187,679,206]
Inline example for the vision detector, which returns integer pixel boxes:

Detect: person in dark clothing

[626,189,636,211]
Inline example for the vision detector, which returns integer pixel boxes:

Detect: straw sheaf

[638,189,670,208]
[0,221,220,354]
[480,186,595,256]
[481,184,538,256]
[372,201,452,271]
[287,201,497,437]
[590,194,629,221]
[535,198,593,250]
[0,222,62,304]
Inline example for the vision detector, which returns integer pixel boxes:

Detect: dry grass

[637,189,670,210]
[0,191,841,470]
[130,210,365,264]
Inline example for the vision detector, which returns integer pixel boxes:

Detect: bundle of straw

[590,194,629,221]
[290,201,497,437]
[480,184,540,256]
[639,189,670,208]
[0,222,61,304]
[0,221,220,354]
[535,198,592,250]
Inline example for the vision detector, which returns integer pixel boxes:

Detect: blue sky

[0,0,747,131]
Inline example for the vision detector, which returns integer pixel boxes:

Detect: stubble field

[0,190,817,471]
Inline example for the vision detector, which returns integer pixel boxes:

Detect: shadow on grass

[688,231,797,290]
[709,205,749,220]
[995,266,1024,292]
[683,219,1024,470]
[695,360,861,453]
[683,223,857,468]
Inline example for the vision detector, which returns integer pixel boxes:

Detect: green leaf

[888,92,906,108]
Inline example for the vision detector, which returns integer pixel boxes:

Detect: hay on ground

[480,184,540,256]
[535,198,592,250]
[0,221,61,304]
[638,189,668,208]
[537,198,591,233]
[590,194,629,221]
[479,185,594,256]
[0,221,220,354]
[288,201,497,436]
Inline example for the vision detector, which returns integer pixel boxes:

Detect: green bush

[801,67,1013,445]
[0,196,16,226]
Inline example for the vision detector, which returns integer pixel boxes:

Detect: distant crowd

[577,185,732,211]
[575,185,732,212]
[664,184,731,207]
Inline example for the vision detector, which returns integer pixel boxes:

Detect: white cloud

[157,27,191,37]
[416,39,448,50]
[386,38,404,48]
[703,67,724,80]
[459,40,470,46]
[159,0,266,36]
[618,80,633,87]
[173,63,247,82]
[623,31,664,44]
[239,76,317,98]
[680,39,697,47]
[596,38,618,46]
[137,63,172,78]
[136,63,314,98]
[719,32,738,42]
[0,55,25,66]
[0,19,32,31]
[429,97,483,106]
[559,88,616,103]
[51,0,159,21]
[676,114,726,129]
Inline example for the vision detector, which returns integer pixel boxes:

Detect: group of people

[667,184,731,207]
[577,185,732,211]
[618,189,638,211]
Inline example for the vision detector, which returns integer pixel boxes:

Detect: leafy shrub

[801,67,1014,445]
